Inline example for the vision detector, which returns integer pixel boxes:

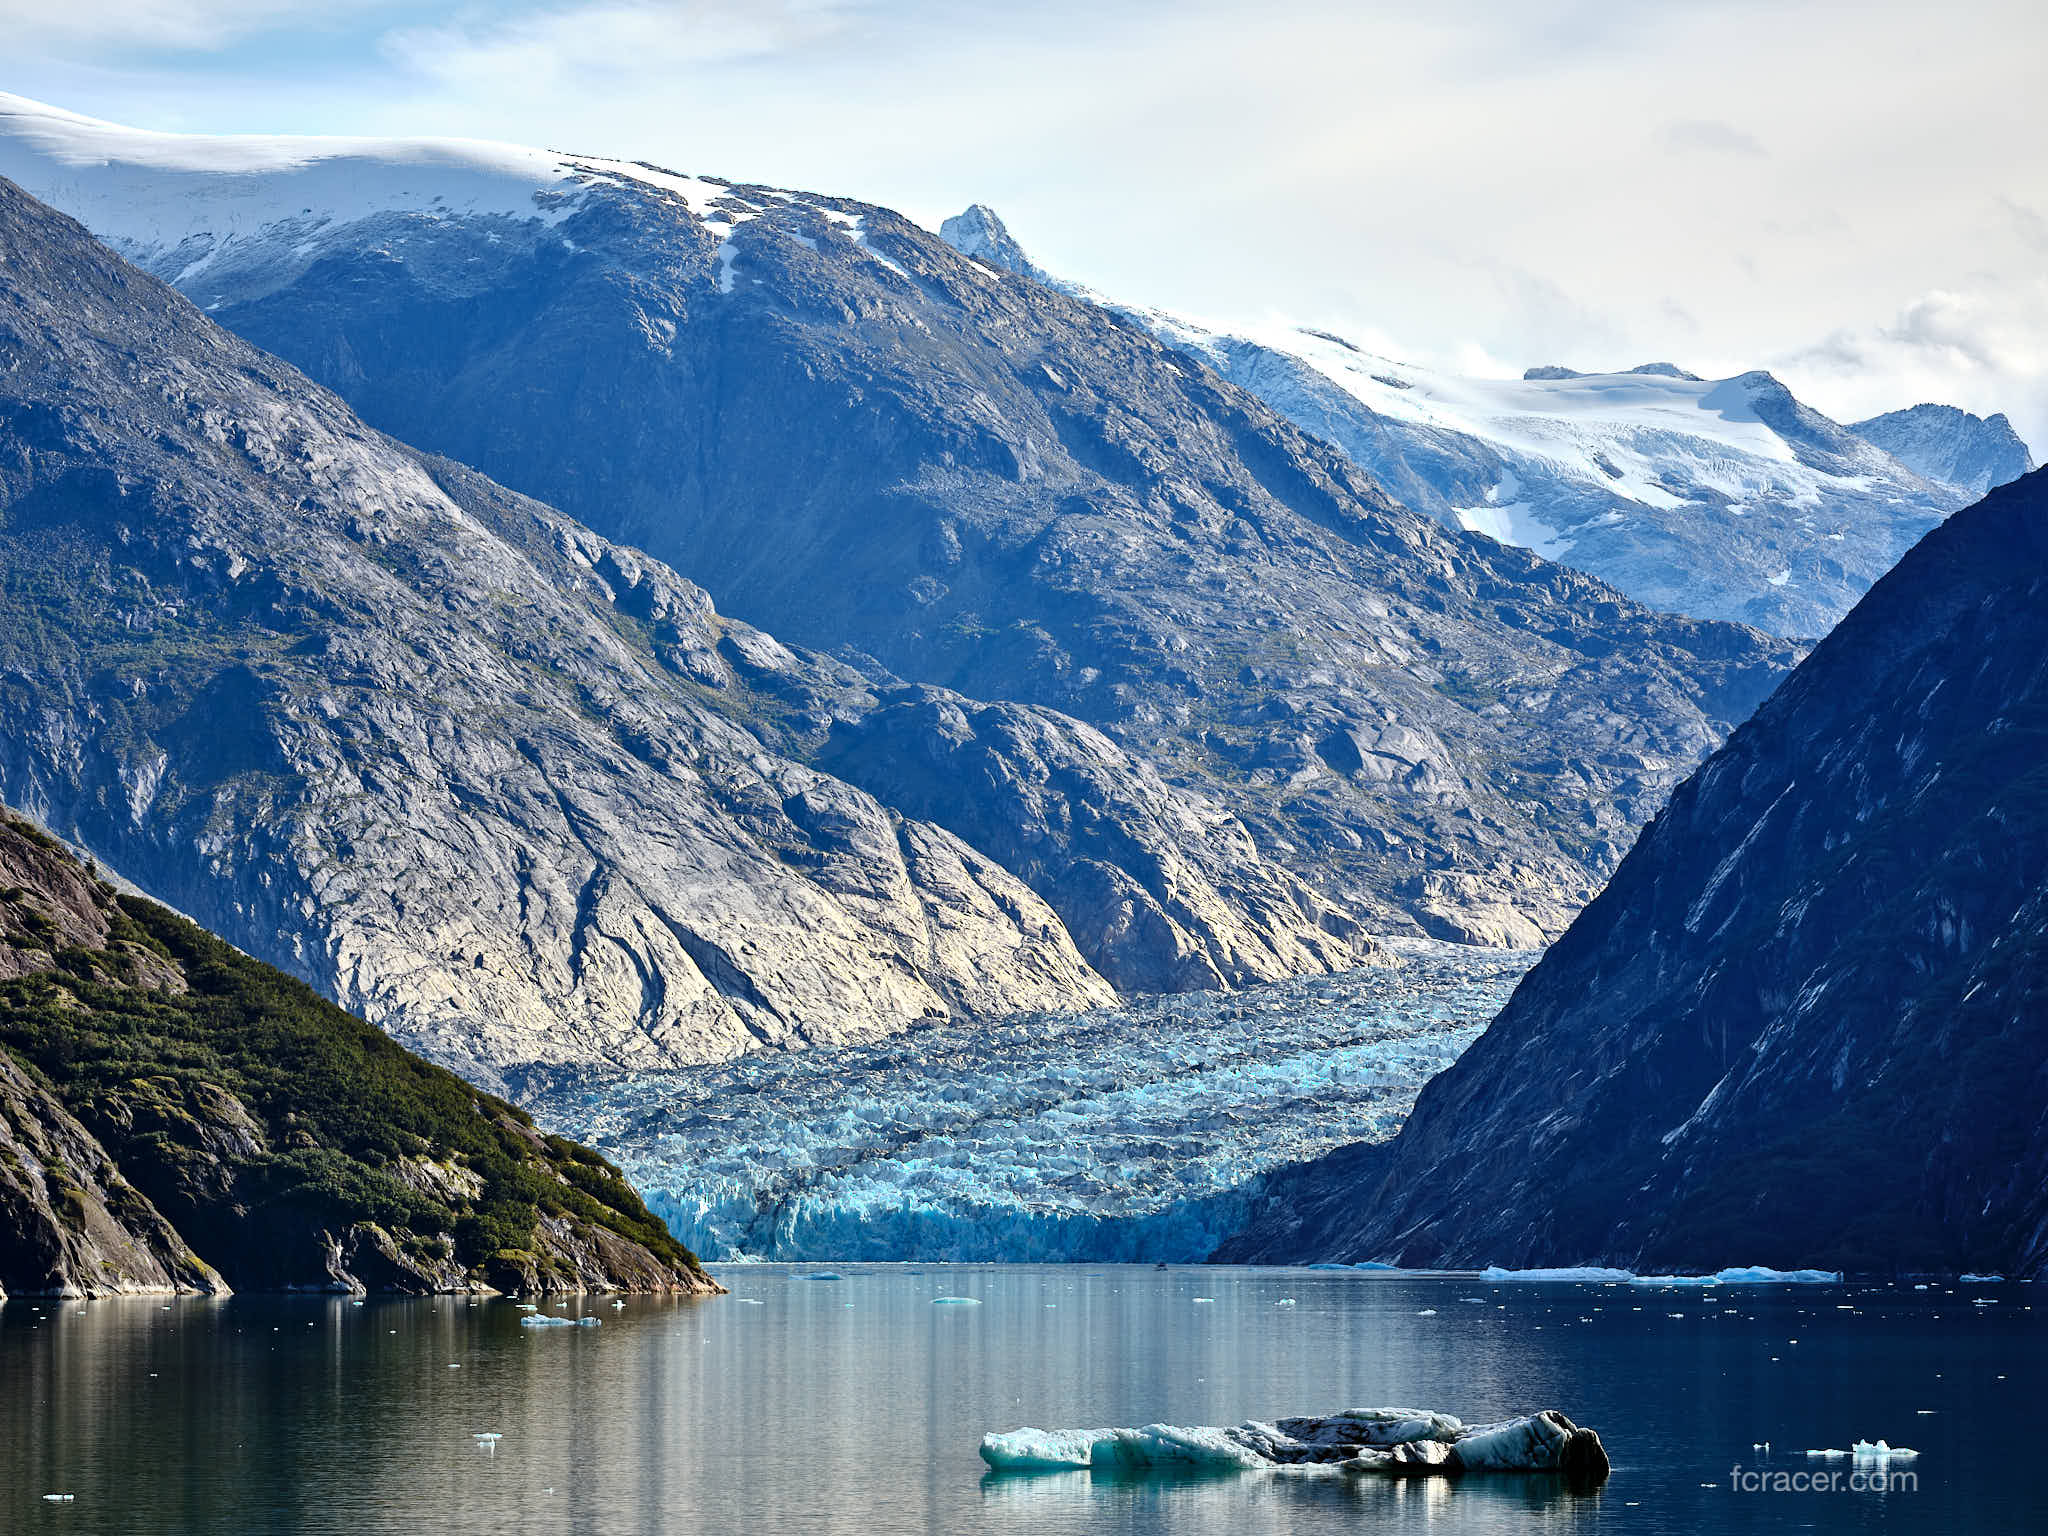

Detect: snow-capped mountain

[943,206,2025,638]
[0,93,1796,951]
[1850,403,2036,498]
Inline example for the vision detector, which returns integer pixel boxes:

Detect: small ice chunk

[932,1296,981,1306]
[1960,1272,2004,1283]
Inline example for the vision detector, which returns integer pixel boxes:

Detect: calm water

[3,1266,2041,1535]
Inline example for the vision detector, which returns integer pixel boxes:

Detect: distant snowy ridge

[941,205,2026,637]
[1850,403,2036,497]
[0,91,796,305]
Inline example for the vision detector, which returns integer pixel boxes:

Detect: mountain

[940,207,1985,639]
[0,168,1414,1095]
[0,95,1796,946]
[1218,468,2048,1279]
[1851,403,2036,498]
[0,811,715,1298]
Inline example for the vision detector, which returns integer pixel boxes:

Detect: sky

[6,0,2046,452]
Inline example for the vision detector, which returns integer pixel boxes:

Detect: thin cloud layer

[5,0,2045,452]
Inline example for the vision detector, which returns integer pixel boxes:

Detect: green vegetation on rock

[0,813,714,1297]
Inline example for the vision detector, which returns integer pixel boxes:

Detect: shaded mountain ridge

[1220,467,2048,1278]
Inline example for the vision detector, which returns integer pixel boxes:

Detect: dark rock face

[1851,403,2036,498]
[1220,469,2048,1278]
[0,813,717,1296]
[2,118,1796,944]
[0,1047,224,1299]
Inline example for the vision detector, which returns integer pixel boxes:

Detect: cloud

[1995,195,2048,255]
[1657,117,1767,157]
[1774,283,2048,454]
[380,0,869,91]
[0,0,350,52]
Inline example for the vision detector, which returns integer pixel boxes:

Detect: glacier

[524,940,1531,1263]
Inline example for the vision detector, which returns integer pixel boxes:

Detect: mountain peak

[1522,362,1702,382]
[938,203,1039,276]
[1850,402,2037,498]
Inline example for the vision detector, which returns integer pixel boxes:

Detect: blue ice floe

[981,1407,1609,1483]
[1478,1265,1841,1285]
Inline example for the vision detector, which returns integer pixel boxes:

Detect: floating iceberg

[1960,1273,2005,1283]
[1307,1260,1406,1272]
[1478,1265,1841,1285]
[1806,1441,1919,1461]
[931,1296,981,1306]
[529,941,1530,1263]
[519,1314,598,1328]
[981,1407,1608,1486]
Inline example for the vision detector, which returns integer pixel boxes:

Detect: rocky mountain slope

[0,812,716,1298]
[1851,403,2036,498]
[1219,468,2048,1278]
[941,207,1999,639]
[0,172,1399,1089]
[0,95,1797,945]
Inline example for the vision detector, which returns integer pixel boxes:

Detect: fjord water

[4,1268,2039,1536]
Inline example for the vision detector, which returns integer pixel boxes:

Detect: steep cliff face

[0,96,1796,945]
[1221,469,2048,1278]
[2,175,1372,1085]
[0,814,716,1297]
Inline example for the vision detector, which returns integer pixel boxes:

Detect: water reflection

[4,1268,2044,1535]
[980,1465,1598,1529]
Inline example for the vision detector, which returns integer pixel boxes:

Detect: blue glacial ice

[1477,1266,1843,1285]
[980,1407,1609,1481]
[526,940,1531,1262]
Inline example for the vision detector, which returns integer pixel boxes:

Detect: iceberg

[1806,1441,1919,1461]
[981,1407,1608,1486]
[1478,1265,1841,1285]
[530,940,1530,1262]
